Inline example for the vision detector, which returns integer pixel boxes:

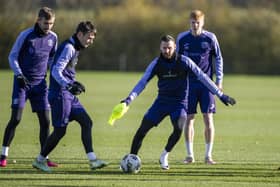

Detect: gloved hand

[120,97,132,106]
[16,74,29,88]
[220,94,236,106]
[108,102,129,126]
[67,81,85,95]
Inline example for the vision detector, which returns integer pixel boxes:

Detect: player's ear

[77,31,83,38]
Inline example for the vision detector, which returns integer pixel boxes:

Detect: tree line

[0,0,279,74]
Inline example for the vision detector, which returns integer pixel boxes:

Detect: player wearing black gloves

[109,35,235,170]
[66,81,85,95]
[32,21,108,172]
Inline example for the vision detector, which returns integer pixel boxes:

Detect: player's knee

[172,124,183,137]
[84,118,93,129]
[54,127,67,138]
[8,117,21,128]
[137,118,154,135]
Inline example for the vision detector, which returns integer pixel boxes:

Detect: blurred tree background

[0,0,280,74]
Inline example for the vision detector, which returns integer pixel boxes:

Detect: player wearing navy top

[176,10,224,164]
[117,35,234,170]
[32,21,108,172]
[0,7,57,167]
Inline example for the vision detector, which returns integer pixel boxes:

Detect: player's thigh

[170,103,187,129]
[29,80,50,112]
[199,89,216,113]
[70,98,90,125]
[49,92,72,127]
[187,91,199,114]
[144,100,168,125]
[11,81,27,109]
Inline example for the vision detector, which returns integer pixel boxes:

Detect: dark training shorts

[11,79,50,112]
[143,98,188,125]
[48,91,86,127]
[187,82,216,114]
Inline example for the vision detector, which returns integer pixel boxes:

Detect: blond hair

[189,10,205,20]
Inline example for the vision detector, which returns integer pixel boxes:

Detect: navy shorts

[144,99,188,125]
[11,79,50,112]
[48,91,86,127]
[187,82,216,114]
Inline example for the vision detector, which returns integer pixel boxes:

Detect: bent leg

[130,118,154,155]
[165,116,185,152]
[40,127,67,157]
[73,112,93,154]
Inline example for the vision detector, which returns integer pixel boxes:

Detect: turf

[0,71,279,187]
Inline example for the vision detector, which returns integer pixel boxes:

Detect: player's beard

[163,52,172,59]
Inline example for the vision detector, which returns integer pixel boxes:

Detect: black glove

[121,97,132,106]
[16,74,29,88]
[67,81,85,95]
[220,94,236,106]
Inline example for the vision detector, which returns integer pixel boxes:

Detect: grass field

[0,70,279,187]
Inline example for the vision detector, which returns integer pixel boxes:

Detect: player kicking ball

[32,21,108,172]
[109,35,235,170]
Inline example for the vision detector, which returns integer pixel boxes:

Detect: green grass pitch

[0,70,279,187]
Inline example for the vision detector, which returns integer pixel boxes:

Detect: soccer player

[0,7,58,167]
[32,21,108,172]
[112,35,235,170]
[176,10,224,164]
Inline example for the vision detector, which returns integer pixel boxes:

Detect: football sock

[185,142,194,158]
[205,143,213,158]
[87,152,97,161]
[1,146,9,157]
[160,150,169,165]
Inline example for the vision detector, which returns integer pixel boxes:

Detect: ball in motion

[120,154,141,173]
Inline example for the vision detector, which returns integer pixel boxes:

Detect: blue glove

[220,94,236,106]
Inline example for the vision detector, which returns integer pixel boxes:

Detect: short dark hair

[38,7,55,20]
[76,21,97,35]
[160,35,175,42]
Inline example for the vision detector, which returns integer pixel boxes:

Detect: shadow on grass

[0,158,279,186]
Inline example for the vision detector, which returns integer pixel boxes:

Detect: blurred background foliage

[0,0,280,74]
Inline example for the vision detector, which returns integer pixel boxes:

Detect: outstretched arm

[179,54,235,106]
[121,59,157,105]
[108,58,157,126]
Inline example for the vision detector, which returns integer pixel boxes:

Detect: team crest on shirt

[162,70,178,78]
[48,39,54,47]
[201,42,210,49]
